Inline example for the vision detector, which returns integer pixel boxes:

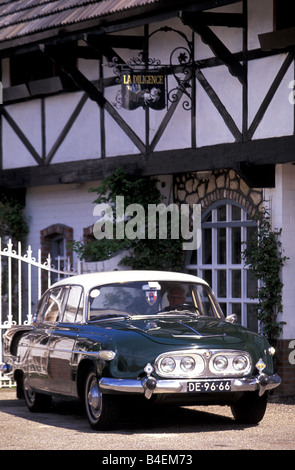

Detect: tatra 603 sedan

[1,270,281,430]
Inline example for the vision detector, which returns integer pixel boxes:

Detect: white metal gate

[0,238,80,388]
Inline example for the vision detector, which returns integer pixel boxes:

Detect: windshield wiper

[163,309,200,317]
[89,313,131,321]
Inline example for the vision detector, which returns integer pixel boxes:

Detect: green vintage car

[1,270,281,430]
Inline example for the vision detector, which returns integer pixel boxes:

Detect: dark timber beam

[259,27,295,51]
[182,13,247,84]
[2,135,295,189]
[88,34,145,51]
[193,12,244,28]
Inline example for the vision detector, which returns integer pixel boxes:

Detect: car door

[47,285,84,396]
[26,286,67,393]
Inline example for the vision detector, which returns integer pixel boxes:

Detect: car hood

[100,314,255,349]
[90,315,271,377]
[130,316,249,344]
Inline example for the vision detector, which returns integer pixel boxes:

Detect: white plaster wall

[194,2,243,60]
[248,0,273,51]
[45,92,102,162]
[2,100,42,169]
[265,164,295,339]
[24,181,100,266]
[196,65,241,147]
[248,55,294,139]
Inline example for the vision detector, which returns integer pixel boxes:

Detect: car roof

[51,270,208,292]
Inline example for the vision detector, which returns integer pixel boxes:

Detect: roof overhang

[0,0,241,56]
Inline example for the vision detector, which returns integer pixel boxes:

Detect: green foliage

[242,209,287,342]
[0,198,29,244]
[71,168,184,271]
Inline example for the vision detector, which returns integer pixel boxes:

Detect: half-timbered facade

[0,0,294,396]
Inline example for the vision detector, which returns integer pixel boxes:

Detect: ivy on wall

[0,197,29,244]
[242,209,287,344]
[0,196,29,307]
[71,168,185,271]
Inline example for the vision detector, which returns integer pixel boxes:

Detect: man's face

[167,287,185,308]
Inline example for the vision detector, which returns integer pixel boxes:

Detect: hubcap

[87,378,102,419]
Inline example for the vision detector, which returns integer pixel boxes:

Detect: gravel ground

[0,388,294,451]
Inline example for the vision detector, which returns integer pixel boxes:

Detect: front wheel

[231,391,268,424]
[84,370,119,430]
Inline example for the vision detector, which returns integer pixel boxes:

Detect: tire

[23,383,52,412]
[84,369,119,430]
[231,391,268,424]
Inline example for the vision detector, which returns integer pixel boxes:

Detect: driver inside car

[167,286,186,309]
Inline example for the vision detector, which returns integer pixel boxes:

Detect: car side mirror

[225,313,237,323]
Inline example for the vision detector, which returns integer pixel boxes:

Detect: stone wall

[173,169,263,215]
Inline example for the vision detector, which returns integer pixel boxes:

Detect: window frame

[185,200,259,331]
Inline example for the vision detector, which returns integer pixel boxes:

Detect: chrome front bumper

[99,373,281,398]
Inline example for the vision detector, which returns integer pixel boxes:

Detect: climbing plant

[0,197,29,308]
[71,168,185,271]
[242,208,287,343]
[0,197,29,244]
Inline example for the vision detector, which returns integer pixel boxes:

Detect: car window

[88,281,224,320]
[194,284,217,317]
[35,287,67,323]
[62,286,84,323]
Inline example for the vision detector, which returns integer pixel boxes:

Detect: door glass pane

[217,227,226,264]
[247,225,257,243]
[247,270,258,298]
[202,269,212,286]
[232,270,241,298]
[232,205,241,221]
[203,211,212,222]
[202,228,212,264]
[231,302,241,324]
[247,304,258,332]
[217,270,226,297]
[231,227,241,264]
[219,302,227,316]
[190,248,198,265]
[217,205,226,221]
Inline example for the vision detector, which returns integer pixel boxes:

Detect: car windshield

[88,281,224,321]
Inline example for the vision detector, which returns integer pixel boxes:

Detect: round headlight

[161,357,176,373]
[213,355,228,371]
[180,356,195,372]
[233,355,248,371]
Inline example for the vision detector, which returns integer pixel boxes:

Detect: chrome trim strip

[99,374,281,395]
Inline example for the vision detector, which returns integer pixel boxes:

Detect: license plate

[187,380,231,393]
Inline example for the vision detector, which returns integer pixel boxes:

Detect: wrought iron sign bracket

[107,27,194,111]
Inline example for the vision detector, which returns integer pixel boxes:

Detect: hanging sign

[121,70,166,110]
